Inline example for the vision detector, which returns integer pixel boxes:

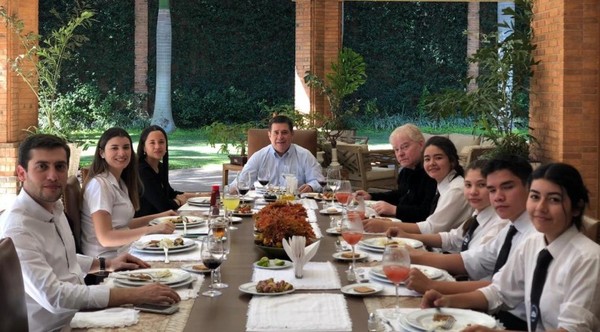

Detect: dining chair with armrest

[583,216,600,244]
[247,128,318,157]
[0,237,29,332]
[336,142,398,191]
[64,175,83,254]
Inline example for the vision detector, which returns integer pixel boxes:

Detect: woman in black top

[135,125,198,217]
[356,124,437,222]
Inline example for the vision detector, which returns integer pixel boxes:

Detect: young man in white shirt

[0,134,180,332]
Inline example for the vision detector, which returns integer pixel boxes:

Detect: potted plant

[1,8,94,175]
[205,121,256,165]
[423,0,537,160]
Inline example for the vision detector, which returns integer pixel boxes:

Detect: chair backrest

[0,237,29,332]
[247,129,318,158]
[64,175,83,253]
[583,215,600,244]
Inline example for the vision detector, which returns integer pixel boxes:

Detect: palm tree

[466,1,480,92]
[134,0,148,113]
[151,0,176,133]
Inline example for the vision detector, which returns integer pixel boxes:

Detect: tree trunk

[134,0,149,114]
[466,1,480,92]
[151,0,176,133]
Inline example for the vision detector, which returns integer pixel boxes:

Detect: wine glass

[317,166,328,192]
[347,194,366,220]
[341,213,364,281]
[326,166,341,208]
[382,244,411,316]
[335,180,353,212]
[209,220,230,289]
[200,235,226,297]
[257,167,271,191]
[237,172,251,199]
[222,185,240,230]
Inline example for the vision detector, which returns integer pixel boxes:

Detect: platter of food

[404,308,497,331]
[113,268,193,287]
[253,257,293,270]
[131,238,197,254]
[149,216,206,229]
[180,263,211,274]
[332,251,368,261]
[187,197,211,206]
[340,283,383,296]
[359,237,423,251]
[232,203,255,216]
[238,278,295,296]
[319,207,343,215]
[370,264,444,281]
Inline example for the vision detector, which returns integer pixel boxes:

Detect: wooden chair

[336,142,398,191]
[0,237,29,332]
[63,175,83,253]
[583,216,600,244]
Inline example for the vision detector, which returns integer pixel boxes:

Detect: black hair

[481,154,532,186]
[268,115,294,133]
[528,162,589,230]
[18,134,70,169]
[423,136,464,178]
[137,125,170,176]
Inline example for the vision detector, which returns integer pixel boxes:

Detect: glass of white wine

[222,185,240,230]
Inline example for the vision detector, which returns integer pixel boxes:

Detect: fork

[433,307,456,330]
[163,246,170,264]
[182,216,188,235]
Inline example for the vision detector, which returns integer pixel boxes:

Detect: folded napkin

[104,274,204,301]
[246,293,352,331]
[70,307,139,329]
[282,236,320,278]
[252,261,341,289]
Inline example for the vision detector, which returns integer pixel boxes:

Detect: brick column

[294,0,342,120]
[530,0,600,216]
[0,0,39,210]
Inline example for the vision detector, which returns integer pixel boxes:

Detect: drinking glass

[346,194,366,220]
[318,166,328,192]
[209,221,230,289]
[257,167,271,190]
[200,235,226,297]
[341,213,364,281]
[382,244,411,316]
[237,172,252,198]
[325,166,341,208]
[335,180,353,212]
[222,185,240,230]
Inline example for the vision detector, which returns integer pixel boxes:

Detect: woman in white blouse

[386,159,508,252]
[81,127,177,258]
[422,162,600,331]
[365,135,472,234]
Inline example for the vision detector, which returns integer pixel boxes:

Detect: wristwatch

[98,257,106,272]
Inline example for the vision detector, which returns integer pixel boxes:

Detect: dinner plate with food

[232,203,256,216]
[187,197,211,206]
[131,237,197,254]
[253,257,293,270]
[404,308,497,331]
[325,227,342,235]
[319,206,343,215]
[370,264,444,281]
[332,251,368,261]
[113,268,192,287]
[359,237,423,251]
[149,216,206,229]
[238,278,295,296]
[340,283,383,296]
[180,263,211,274]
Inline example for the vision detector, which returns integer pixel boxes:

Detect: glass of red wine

[200,235,226,297]
[382,244,411,316]
[341,213,364,281]
[257,167,270,190]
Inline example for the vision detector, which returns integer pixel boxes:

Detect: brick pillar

[134,0,149,113]
[294,0,342,120]
[0,0,39,210]
[530,0,600,216]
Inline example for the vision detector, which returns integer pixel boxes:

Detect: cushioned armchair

[0,237,29,331]
[335,142,398,191]
[247,129,318,157]
[64,175,83,254]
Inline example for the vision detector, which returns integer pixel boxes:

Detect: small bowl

[256,244,289,260]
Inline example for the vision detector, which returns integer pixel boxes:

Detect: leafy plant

[304,47,367,147]
[205,121,257,156]
[0,7,94,143]
[423,0,537,160]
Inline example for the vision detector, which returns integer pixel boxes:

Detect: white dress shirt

[417,171,473,234]
[0,190,110,332]
[81,171,135,258]
[230,144,324,191]
[439,205,509,252]
[480,226,600,331]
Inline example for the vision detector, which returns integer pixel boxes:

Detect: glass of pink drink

[382,244,411,316]
[335,180,352,212]
[341,213,364,280]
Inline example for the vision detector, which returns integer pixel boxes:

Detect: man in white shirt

[0,134,180,332]
[230,115,324,193]
[403,156,534,330]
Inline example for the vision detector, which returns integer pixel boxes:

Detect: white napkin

[246,293,352,331]
[282,236,319,278]
[70,307,139,328]
[252,262,341,289]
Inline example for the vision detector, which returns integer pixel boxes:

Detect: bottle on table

[210,184,220,216]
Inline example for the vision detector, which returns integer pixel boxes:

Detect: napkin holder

[282,236,320,279]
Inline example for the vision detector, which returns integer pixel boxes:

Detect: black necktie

[429,190,440,214]
[461,215,479,251]
[530,249,553,331]
[493,225,518,274]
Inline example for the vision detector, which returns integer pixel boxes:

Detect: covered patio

[0,0,599,216]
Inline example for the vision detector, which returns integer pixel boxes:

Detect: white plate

[113,268,192,286]
[405,308,497,331]
[369,271,395,284]
[149,216,206,229]
[132,238,196,251]
[238,282,295,296]
[187,197,210,205]
[253,259,293,270]
[115,274,194,289]
[319,207,342,215]
[301,193,320,199]
[240,197,255,203]
[229,216,243,223]
[340,283,383,296]
[325,227,341,235]
[180,263,212,274]
[359,237,423,250]
[370,264,444,281]
[131,242,197,254]
[332,251,368,261]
